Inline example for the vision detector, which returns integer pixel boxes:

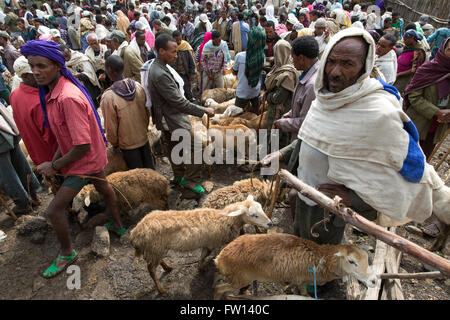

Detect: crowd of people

[0,0,449,289]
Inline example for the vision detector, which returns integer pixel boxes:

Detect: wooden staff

[380,271,445,280]
[427,128,449,163]
[279,169,450,277]
[434,147,450,171]
[0,192,17,220]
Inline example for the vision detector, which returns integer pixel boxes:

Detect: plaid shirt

[201,50,226,74]
[182,22,194,42]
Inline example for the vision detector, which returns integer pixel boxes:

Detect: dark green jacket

[148,58,205,132]
[406,84,449,144]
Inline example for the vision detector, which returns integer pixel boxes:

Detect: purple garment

[20,40,106,145]
[110,79,136,101]
[3,44,21,74]
[277,61,319,137]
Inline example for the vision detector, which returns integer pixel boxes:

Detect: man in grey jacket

[148,34,214,198]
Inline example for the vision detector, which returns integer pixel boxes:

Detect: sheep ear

[334,251,344,257]
[84,195,91,207]
[228,208,244,217]
[246,195,254,202]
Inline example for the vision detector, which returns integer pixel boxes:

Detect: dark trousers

[235,96,260,114]
[121,141,155,170]
[181,74,194,102]
[0,137,41,206]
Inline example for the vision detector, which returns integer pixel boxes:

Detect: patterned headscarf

[20,40,107,144]
[245,27,266,87]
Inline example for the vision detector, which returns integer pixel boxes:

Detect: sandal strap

[43,260,61,278]
[57,250,77,261]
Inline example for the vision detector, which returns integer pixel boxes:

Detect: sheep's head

[72,186,94,212]
[335,245,377,288]
[227,195,272,228]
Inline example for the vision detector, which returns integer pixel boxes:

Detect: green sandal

[104,220,126,236]
[170,176,184,186]
[43,250,78,279]
[180,179,205,195]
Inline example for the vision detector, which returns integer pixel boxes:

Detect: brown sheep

[201,178,272,209]
[129,195,272,295]
[72,168,170,214]
[213,112,268,130]
[104,146,128,176]
[201,88,236,105]
[214,233,377,299]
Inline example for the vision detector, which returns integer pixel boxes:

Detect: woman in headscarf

[298,12,310,28]
[116,10,131,41]
[404,37,450,238]
[265,5,278,27]
[195,31,212,95]
[394,29,426,95]
[264,39,299,147]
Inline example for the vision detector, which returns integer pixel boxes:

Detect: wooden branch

[364,239,387,300]
[434,147,449,171]
[380,271,445,280]
[427,128,449,163]
[382,228,404,300]
[279,169,450,277]
[0,192,17,220]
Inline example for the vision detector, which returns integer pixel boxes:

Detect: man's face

[221,12,227,19]
[206,3,212,10]
[27,55,61,86]
[163,20,170,27]
[88,37,100,51]
[286,22,293,31]
[17,20,25,30]
[159,40,178,65]
[137,34,146,47]
[383,20,392,28]
[154,24,163,31]
[212,36,221,46]
[310,14,318,22]
[183,15,189,23]
[376,37,392,56]
[265,26,274,38]
[63,49,72,61]
[324,37,367,93]
[315,26,326,36]
[174,35,182,46]
[291,51,304,71]
[445,42,450,58]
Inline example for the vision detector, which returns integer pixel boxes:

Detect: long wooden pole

[279,169,450,277]
[380,271,444,280]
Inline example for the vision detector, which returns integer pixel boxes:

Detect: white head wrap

[13,56,32,77]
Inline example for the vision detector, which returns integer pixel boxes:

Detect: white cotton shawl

[298,28,444,223]
[265,5,278,27]
[66,50,101,88]
[375,49,398,84]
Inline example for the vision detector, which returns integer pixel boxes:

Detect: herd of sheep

[46,87,380,299]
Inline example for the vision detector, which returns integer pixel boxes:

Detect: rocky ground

[0,136,449,301]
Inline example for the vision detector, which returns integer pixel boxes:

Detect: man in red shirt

[10,56,58,167]
[21,40,124,279]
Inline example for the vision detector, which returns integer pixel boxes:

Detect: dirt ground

[0,136,449,301]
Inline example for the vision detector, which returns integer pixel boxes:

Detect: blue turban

[20,40,107,145]
[403,29,424,41]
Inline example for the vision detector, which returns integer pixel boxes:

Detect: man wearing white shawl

[294,28,447,244]
[374,34,397,84]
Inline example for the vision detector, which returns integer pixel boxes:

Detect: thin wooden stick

[279,169,450,277]
[267,173,280,219]
[380,271,445,280]
[434,147,450,171]
[0,192,17,220]
[205,114,212,177]
[427,128,449,163]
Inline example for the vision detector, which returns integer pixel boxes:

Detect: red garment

[128,9,135,22]
[10,83,58,165]
[45,77,107,177]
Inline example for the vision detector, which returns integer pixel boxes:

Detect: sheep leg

[214,282,234,300]
[160,259,173,272]
[238,284,251,295]
[147,263,167,295]
[429,224,450,252]
[198,248,212,272]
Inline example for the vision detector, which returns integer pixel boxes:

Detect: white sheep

[201,88,236,105]
[129,195,272,295]
[72,168,170,215]
[214,233,377,299]
[201,178,273,209]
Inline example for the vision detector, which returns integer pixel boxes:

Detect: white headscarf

[265,5,278,27]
